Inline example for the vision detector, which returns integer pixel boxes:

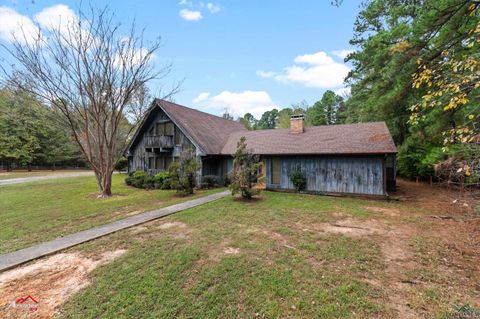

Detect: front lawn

[58,182,479,318]
[0,174,222,254]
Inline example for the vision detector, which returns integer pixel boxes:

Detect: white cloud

[256,70,276,78]
[179,9,203,21]
[113,48,155,69]
[34,4,78,32]
[178,0,191,5]
[294,51,335,65]
[192,92,210,103]
[193,90,277,118]
[206,3,220,13]
[332,49,354,60]
[0,7,40,44]
[257,51,350,88]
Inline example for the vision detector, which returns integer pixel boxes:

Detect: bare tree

[1,6,175,197]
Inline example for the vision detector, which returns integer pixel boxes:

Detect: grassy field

[0,174,222,254]
[55,181,479,319]
[0,178,478,318]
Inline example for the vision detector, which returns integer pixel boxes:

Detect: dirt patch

[313,218,387,237]
[157,221,187,230]
[0,249,126,319]
[392,178,479,215]
[223,247,241,254]
[364,206,401,217]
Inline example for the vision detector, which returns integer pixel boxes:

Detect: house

[125,99,397,196]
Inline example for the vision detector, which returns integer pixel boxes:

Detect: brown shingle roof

[220,122,397,155]
[155,99,247,154]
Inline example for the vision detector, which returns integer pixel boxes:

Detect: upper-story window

[155,121,174,136]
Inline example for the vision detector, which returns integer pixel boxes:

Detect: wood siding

[201,156,232,185]
[127,108,196,174]
[265,155,385,195]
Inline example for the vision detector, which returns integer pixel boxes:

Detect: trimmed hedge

[125,170,171,190]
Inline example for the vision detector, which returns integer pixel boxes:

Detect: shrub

[168,149,199,196]
[114,156,128,172]
[125,170,153,189]
[201,175,218,189]
[154,171,171,189]
[229,136,263,199]
[289,168,306,191]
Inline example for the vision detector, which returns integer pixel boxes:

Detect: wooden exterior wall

[127,108,197,175]
[201,156,232,185]
[264,155,387,196]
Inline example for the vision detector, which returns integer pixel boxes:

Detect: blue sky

[0,0,361,118]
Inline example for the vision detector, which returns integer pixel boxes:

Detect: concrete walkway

[0,190,230,272]
[0,171,95,186]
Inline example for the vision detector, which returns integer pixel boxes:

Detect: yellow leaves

[390,41,412,54]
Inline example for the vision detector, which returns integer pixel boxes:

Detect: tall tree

[238,112,256,130]
[2,5,173,197]
[255,109,279,129]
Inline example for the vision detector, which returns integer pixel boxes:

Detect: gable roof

[126,100,397,157]
[155,99,247,154]
[221,122,397,155]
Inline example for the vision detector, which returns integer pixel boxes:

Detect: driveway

[0,171,95,186]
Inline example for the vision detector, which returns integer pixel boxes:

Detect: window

[155,123,165,135]
[148,157,155,169]
[271,158,281,184]
[174,126,181,145]
[165,122,174,136]
[155,157,164,170]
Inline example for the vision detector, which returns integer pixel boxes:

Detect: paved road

[0,171,95,186]
[0,190,230,272]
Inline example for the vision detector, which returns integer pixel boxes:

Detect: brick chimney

[290,115,305,134]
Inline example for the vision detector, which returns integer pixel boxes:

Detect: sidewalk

[0,190,230,272]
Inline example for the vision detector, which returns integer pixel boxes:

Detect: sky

[0,0,362,118]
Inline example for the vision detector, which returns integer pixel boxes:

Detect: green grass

[61,192,389,318]
[0,174,222,253]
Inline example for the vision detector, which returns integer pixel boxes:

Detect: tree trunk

[101,172,113,197]
[94,169,113,198]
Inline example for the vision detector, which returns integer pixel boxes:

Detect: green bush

[154,171,171,189]
[114,157,128,172]
[201,175,218,189]
[125,171,153,189]
[168,149,199,196]
[229,136,263,199]
[289,168,306,191]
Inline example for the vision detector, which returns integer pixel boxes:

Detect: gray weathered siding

[201,156,233,185]
[265,155,385,195]
[128,108,196,174]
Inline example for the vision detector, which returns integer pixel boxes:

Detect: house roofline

[124,99,207,157]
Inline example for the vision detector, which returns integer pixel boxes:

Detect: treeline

[0,87,85,170]
[341,0,479,183]
[235,90,346,130]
